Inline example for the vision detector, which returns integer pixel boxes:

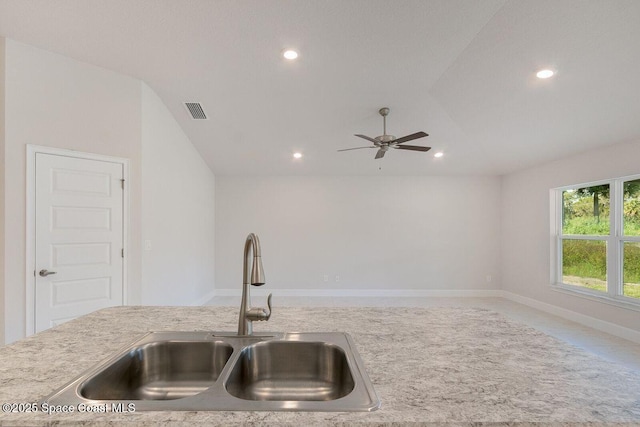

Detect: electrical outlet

[323,275,329,282]
[335,275,340,282]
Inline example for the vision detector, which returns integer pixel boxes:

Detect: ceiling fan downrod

[379,107,389,136]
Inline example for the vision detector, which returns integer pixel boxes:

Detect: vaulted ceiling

[1,0,639,175]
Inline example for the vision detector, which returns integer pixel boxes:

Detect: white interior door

[35,153,124,332]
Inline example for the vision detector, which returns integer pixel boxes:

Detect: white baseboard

[191,290,217,306]
[213,288,503,298]
[500,291,640,344]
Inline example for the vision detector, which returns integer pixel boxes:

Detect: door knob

[39,269,57,277]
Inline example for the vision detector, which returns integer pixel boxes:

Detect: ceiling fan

[338,107,430,159]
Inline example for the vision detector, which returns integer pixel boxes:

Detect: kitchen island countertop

[0,305,639,426]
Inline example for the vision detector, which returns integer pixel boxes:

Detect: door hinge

[121,179,125,190]
[121,248,124,258]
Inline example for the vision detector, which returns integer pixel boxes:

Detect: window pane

[623,242,640,299]
[562,185,610,235]
[623,179,640,236]
[562,239,607,292]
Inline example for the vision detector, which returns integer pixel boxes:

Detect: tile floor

[209,296,640,372]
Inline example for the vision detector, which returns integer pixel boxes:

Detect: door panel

[35,153,124,332]
[52,277,112,304]
[51,207,112,230]
[52,243,112,266]
[51,168,112,196]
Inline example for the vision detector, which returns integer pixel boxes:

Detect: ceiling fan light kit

[338,107,431,159]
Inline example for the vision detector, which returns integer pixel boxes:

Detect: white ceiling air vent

[185,102,208,120]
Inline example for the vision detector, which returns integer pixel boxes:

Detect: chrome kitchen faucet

[238,233,272,335]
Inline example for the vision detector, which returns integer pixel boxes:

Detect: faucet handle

[264,293,272,321]
[246,293,272,322]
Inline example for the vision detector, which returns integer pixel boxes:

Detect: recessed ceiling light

[536,69,554,79]
[293,152,303,159]
[434,152,444,158]
[283,49,299,60]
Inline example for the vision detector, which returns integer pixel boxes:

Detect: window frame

[551,174,640,311]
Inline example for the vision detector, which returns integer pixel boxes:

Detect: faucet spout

[238,233,271,335]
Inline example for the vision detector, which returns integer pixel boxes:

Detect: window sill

[551,283,640,312]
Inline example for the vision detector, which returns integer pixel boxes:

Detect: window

[552,176,640,307]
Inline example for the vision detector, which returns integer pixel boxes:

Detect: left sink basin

[80,340,233,401]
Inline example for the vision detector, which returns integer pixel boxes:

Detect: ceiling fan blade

[390,131,429,145]
[374,148,386,159]
[354,134,380,145]
[337,146,374,152]
[394,145,431,152]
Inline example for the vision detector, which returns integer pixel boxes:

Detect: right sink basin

[226,340,355,401]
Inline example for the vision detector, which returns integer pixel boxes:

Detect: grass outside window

[562,239,607,293]
[623,242,640,299]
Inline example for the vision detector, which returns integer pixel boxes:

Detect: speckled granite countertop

[0,305,639,426]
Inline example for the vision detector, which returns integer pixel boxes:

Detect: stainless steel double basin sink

[44,331,380,411]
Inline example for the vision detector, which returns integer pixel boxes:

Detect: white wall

[141,83,216,306]
[501,139,640,333]
[0,40,217,343]
[215,175,501,295]
[0,37,6,344]
[3,39,143,343]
